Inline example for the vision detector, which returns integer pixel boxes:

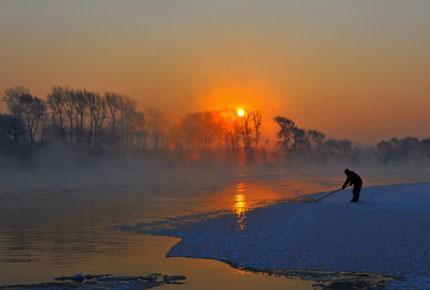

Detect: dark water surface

[0,173,412,289]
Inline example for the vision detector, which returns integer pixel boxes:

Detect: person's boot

[350,193,359,202]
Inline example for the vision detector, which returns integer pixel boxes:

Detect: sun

[236,107,245,117]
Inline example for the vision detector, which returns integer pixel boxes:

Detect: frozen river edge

[124,182,430,289]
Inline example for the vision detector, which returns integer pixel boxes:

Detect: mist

[1,84,429,193]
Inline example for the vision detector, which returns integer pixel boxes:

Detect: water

[0,173,406,289]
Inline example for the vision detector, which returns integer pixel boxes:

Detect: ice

[0,273,186,289]
[127,183,430,287]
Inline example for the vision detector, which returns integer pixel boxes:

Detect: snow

[126,182,430,287]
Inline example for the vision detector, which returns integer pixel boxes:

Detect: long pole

[314,188,343,202]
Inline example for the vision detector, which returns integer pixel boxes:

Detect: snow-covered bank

[126,183,430,287]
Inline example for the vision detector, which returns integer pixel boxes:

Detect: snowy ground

[126,183,430,288]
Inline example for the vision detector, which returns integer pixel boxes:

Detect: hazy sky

[0,0,429,144]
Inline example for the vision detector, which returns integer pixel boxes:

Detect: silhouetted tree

[3,87,47,142]
[376,137,425,163]
[47,86,67,140]
[73,89,89,143]
[62,87,77,142]
[22,95,47,142]
[240,113,253,151]
[179,111,224,151]
[306,130,325,150]
[321,139,353,159]
[3,86,31,117]
[251,111,262,148]
[87,92,106,149]
[0,114,25,143]
[2,84,430,166]
[102,92,145,149]
[104,92,121,147]
[273,116,297,151]
[422,138,430,159]
[144,107,169,151]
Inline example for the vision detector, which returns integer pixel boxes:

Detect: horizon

[1,0,429,144]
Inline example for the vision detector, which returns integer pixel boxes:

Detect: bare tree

[273,116,297,151]
[87,92,106,149]
[62,87,77,142]
[105,92,121,146]
[144,107,169,151]
[251,111,262,148]
[47,86,67,139]
[240,113,253,151]
[103,94,145,150]
[3,86,31,117]
[5,93,47,142]
[179,111,224,151]
[0,114,25,143]
[73,89,88,143]
[306,130,325,149]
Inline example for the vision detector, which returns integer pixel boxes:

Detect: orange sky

[0,0,429,144]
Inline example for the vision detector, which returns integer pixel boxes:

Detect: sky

[0,0,429,144]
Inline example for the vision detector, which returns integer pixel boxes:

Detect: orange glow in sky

[1,1,430,143]
[197,81,286,139]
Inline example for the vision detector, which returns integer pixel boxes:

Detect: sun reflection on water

[233,182,248,230]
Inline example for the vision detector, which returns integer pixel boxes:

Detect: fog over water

[0,133,428,289]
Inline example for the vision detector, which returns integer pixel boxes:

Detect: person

[342,169,363,202]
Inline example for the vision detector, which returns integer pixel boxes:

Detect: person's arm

[342,176,351,189]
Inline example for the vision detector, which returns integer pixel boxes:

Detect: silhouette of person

[342,169,363,202]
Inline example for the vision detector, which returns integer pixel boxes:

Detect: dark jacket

[343,171,362,188]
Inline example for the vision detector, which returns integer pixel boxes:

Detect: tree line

[1,85,429,166]
[0,86,263,159]
[273,116,430,165]
[1,86,147,150]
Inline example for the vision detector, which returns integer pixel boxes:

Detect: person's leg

[350,186,357,202]
[352,183,362,202]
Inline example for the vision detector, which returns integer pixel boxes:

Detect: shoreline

[125,182,430,289]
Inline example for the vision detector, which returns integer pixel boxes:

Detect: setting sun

[237,108,245,117]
